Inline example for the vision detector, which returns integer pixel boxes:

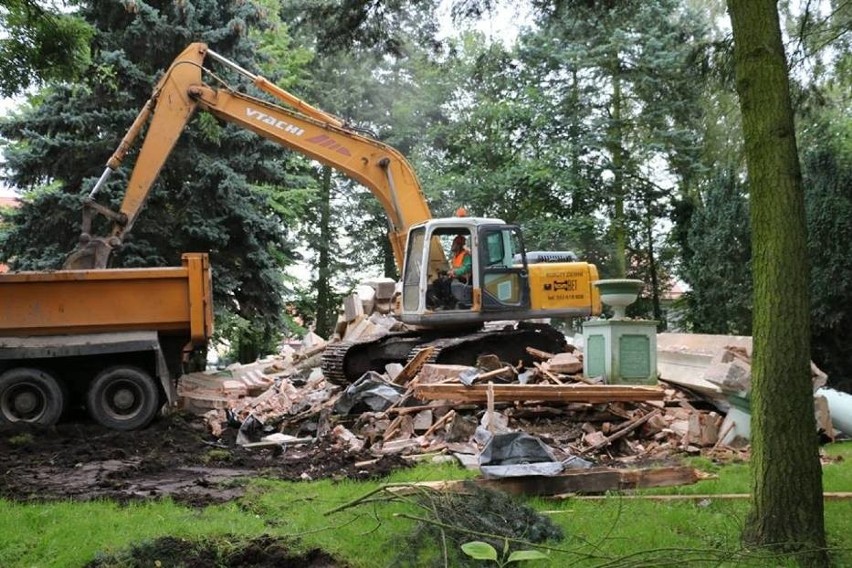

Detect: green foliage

[0,186,86,270]
[526,0,711,275]
[281,1,453,289]
[795,35,852,370]
[463,541,500,562]
[0,0,317,359]
[681,170,752,335]
[214,309,281,365]
[426,34,575,224]
[0,0,94,96]
[284,0,441,57]
[801,102,852,388]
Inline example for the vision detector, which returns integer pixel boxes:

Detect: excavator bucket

[62,237,116,270]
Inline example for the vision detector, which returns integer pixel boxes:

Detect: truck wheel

[87,366,161,430]
[0,367,65,426]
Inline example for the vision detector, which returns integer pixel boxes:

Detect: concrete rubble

[657,332,845,443]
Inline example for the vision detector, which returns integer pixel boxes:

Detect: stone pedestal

[583,319,658,384]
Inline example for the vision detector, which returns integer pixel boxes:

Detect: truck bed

[0,253,213,345]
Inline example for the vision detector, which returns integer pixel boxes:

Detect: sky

[438,0,528,44]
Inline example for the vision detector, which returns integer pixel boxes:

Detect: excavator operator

[448,234,471,283]
[428,233,472,310]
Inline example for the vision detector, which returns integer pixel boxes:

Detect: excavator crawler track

[321,323,568,385]
[321,331,423,386]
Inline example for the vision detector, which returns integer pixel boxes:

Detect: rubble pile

[179,335,818,490]
[175,290,847,496]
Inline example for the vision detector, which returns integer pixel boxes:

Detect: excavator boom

[65,43,431,270]
[59,43,603,387]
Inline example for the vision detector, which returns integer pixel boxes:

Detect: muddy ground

[0,411,409,508]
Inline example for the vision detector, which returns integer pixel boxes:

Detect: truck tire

[0,367,65,426]
[86,366,161,430]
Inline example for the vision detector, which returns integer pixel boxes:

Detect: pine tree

[0,0,314,360]
[280,0,450,336]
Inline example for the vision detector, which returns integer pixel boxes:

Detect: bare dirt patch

[84,534,348,568]
[0,412,409,507]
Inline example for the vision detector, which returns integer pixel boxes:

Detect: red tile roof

[0,196,19,208]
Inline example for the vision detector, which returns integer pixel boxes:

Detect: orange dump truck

[0,253,213,430]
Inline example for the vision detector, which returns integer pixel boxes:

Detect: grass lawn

[1,441,850,567]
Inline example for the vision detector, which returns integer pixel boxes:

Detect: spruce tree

[0,0,313,360]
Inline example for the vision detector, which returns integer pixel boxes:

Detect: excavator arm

[65,43,432,270]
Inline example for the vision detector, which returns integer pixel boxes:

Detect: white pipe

[817,387,852,436]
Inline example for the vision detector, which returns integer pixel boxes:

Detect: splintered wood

[391,347,435,385]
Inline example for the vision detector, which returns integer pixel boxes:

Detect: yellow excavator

[65,43,601,384]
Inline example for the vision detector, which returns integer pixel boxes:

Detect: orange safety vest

[451,250,470,283]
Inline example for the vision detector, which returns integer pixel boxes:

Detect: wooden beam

[476,466,704,496]
[526,347,555,360]
[553,492,852,502]
[471,365,514,383]
[413,383,665,403]
[533,362,564,385]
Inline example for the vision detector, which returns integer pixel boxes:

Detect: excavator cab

[401,218,534,328]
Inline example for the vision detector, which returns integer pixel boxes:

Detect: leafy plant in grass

[461,539,548,566]
[384,481,563,567]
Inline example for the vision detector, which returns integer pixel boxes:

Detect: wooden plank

[475,466,703,497]
[526,347,554,360]
[392,346,436,385]
[533,362,564,385]
[413,383,665,403]
[471,365,514,383]
[338,483,852,513]
[578,409,662,455]
[422,409,455,438]
[548,352,583,374]
[557,492,852,502]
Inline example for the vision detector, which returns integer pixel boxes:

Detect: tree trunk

[727,0,827,563]
[315,165,335,339]
[569,68,587,217]
[608,59,627,278]
[382,231,398,280]
[645,200,662,324]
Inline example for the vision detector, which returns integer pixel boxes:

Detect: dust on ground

[0,411,410,507]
